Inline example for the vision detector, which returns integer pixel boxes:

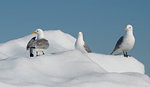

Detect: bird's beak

[125,28,128,30]
[32,32,36,34]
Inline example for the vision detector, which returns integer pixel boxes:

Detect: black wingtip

[32,37,36,40]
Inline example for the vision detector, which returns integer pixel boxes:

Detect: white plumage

[75,32,91,53]
[111,25,135,57]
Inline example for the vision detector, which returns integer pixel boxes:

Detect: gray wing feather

[84,43,92,53]
[111,36,124,54]
[35,39,49,49]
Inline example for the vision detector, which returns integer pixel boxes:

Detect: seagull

[75,32,91,53]
[111,25,135,57]
[26,29,49,57]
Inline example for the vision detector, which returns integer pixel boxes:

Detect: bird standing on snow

[111,25,135,57]
[75,32,91,53]
[26,29,49,57]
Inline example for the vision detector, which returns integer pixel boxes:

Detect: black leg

[30,53,34,57]
[36,51,39,56]
[42,51,45,55]
[29,48,34,57]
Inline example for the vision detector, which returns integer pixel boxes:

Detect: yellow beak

[32,32,36,34]
[125,28,128,30]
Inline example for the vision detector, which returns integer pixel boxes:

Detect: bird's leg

[30,53,34,57]
[42,51,45,55]
[124,52,128,57]
[123,51,128,57]
[36,51,39,56]
[123,51,126,56]
[30,48,34,57]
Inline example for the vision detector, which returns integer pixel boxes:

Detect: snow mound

[87,53,145,74]
[0,30,75,58]
[0,30,149,87]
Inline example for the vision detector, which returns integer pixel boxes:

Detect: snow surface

[0,30,149,87]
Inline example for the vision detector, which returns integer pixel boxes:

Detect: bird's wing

[84,43,92,53]
[26,37,36,50]
[111,36,124,54]
[36,39,49,49]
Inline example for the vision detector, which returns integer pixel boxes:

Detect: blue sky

[0,0,150,75]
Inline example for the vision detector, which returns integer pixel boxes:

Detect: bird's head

[32,29,44,35]
[125,24,133,31]
[32,29,44,39]
[78,32,83,37]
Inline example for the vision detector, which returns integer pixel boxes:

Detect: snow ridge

[0,30,149,87]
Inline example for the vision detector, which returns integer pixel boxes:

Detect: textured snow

[86,53,145,73]
[0,30,149,87]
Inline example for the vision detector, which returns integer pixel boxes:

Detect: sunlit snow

[0,30,149,87]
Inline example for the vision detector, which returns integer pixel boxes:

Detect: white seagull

[111,25,135,57]
[27,29,49,57]
[75,32,91,53]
